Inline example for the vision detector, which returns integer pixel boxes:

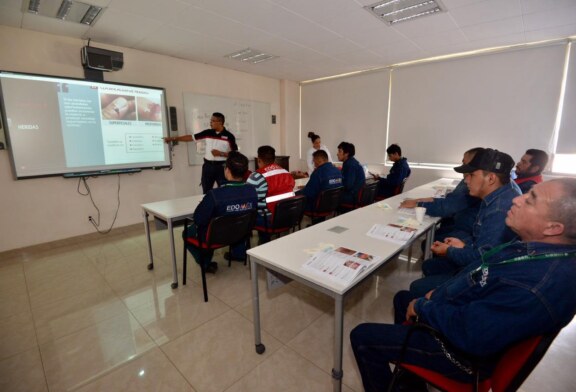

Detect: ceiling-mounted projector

[81,46,123,72]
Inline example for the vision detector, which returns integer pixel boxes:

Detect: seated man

[373,144,411,199]
[351,178,576,392]
[411,148,520,296]
[182,152,257,273]
[400,147,483,244]
[514,148,549,193]
[298,149,343,218]
[242,145,295,248]
[337,141,365,206]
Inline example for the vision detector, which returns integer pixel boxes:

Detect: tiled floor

[0,224,574,392]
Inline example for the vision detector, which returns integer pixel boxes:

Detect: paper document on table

[367,223,417,244]
[432,186,455,198]
[302,246,383,284]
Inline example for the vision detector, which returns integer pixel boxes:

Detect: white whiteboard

[182,93,272,165]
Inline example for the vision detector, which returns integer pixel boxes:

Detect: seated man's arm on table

[416,181,479,217]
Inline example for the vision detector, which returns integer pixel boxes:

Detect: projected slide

[0,71,170,178]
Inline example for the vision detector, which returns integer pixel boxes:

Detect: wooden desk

[247,178,456,391]
[142,195,203,289]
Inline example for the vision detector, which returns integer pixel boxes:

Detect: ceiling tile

[524,23,576,42]
[520,0,576,14]
[85,8,164,48]
[461,16,524,42]
[0,6,23,27]
[22,13,89,38]
[106,0,190,22]
[410,28,468,50]
[449,0,522,27]
[523,5,576,32]
[390,12,460,38]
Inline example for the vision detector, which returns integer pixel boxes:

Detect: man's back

[193,182,257,238]
[248,162,295,216]
[301,162,343,210]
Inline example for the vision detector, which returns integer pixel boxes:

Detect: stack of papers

[303,247,383,284]
[367,223,417,244]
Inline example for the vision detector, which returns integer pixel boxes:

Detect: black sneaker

[224,251,246,262]
[205,261,218,274]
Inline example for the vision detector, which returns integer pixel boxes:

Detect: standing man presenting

[165,112,238,193]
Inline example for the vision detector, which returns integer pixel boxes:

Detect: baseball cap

[454,148,514,174]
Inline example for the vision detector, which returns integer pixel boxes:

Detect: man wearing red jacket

[227,145,294,261]
[514,149,548,194]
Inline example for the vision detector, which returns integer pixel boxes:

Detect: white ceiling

[1,0,576,82]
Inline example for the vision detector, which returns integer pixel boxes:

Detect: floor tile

[40,312,155,392]
[32,286,128,345]
[0,311,37,361]
[0,347,48,392]
[226,345,355,392]
[235,283,331,343]
[162,310,283,392]
[130,283,231,345]
[74,347,195,392]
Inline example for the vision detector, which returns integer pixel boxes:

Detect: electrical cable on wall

[77,174,121,234]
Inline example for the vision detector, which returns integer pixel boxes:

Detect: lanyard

[470,241,576,286]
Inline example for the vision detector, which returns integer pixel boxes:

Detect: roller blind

[388,44,565,165]
[301,70,390,164]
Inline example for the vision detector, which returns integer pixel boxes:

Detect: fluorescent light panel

[26,0,103,25]
[365,0,444,25]
[225,48,277,64]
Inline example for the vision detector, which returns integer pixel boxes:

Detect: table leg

[332,295,344,392]
[252,260,265,354]
[424,224,436,260]
[167,219,178,289]
[143,210,154,270]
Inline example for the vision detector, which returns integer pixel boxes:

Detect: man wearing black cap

[410,148,521,296]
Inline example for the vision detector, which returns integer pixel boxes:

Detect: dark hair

[257,145,276,164]
[226,151,248,179]
[212,112,225,123]
[525,149,549,174]
[386,144,402,156]
[308,132,320,143]
[337,141,355,157]
[481,170,511,185]
[312,149,328,161]
[549,178,576,243]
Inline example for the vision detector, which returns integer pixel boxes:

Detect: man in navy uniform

[299,149,343,213]
[351,178,576,392]
[182,151,257,273]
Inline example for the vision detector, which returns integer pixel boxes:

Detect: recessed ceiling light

[26,0,104,26]
[225,48,277,64]
[365,0,445,25]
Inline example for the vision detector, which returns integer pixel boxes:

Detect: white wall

[0,26,298,252]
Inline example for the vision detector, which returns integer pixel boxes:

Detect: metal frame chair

[304,186,343,224]
[183,210,256,302]
[388,323,561,392]
[254,195,306,240]
[339,180,378,211]
[375,176,410,202]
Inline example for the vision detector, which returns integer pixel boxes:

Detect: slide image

[100,94,136,120]
[136,96,163,122]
